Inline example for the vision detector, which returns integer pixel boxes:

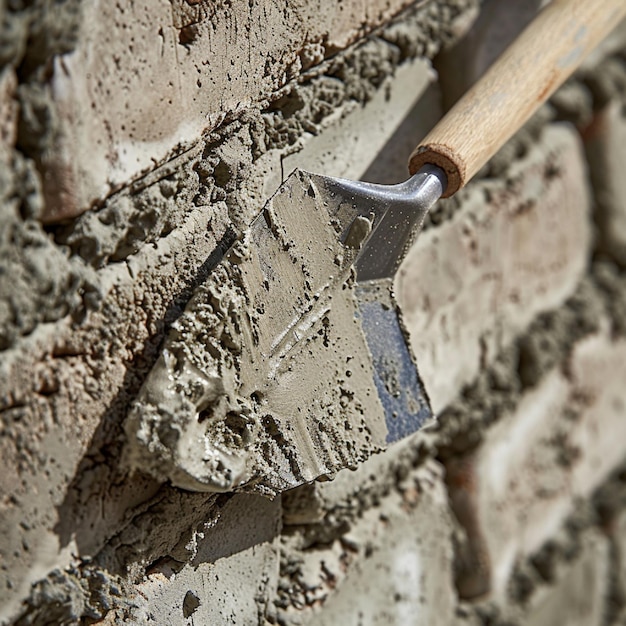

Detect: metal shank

[319,164,447,282]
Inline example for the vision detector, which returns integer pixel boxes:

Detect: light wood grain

[409,0,626,197]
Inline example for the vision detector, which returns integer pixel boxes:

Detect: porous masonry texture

[2,1,626,625]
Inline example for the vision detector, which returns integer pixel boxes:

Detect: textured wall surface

[2,1,626,624]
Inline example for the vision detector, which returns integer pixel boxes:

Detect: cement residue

[0,0,526,363]
[516,50,626,157]
[90,491,280,625]
[436,263,626,609]
[3,4,624,626]
[7,0,83,219]
[434,275,608,460]
[581,54,626,110]
[441,462,626,626]
[281,431,433,538]
[421,104,553,232]
[275,460,453,624]
[256,0,477,158]
[543,55,626,270]
[13,490,276,624]
[0,200,238,618]
[0,199,100,350]
[97,488,221,575]
[0,4,620,352]
[13,492,269,623]
[466,463,626,625]
[594,466,626,527]
[54,150,208,267]
[13,567,125,626]
[507,503,596,605]
[588,261,626,335]
[124,256,259,493]
[0,2,479,619]
[594,466,626,624]
[275,529,356,619]
[0,0,95,350]
[516,279,604,387]
[549,80,594,128]
[0,86,100,351]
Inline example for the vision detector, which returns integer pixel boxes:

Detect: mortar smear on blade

[123,170,407,495]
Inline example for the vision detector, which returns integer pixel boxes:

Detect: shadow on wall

[435,0,544,110]
[362,82,441,185]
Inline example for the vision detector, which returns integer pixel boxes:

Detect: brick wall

[2,1,626,624]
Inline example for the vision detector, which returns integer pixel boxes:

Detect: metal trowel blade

[124,166,441,495]
[354,280,432,443]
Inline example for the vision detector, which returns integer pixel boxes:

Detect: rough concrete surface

[10,0,478,221]
[3,0,626,624]
[35,0,421,219]
[522,531,610,626]
[446,322,626,600]
[0,196,236,622]
[0,0,476,351]
[278,461,458,626]
[128,493,282,625]
[612,508,626,622]
[490,528,611,626]
[436,266,626,598]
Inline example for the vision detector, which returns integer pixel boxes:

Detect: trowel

[124,0,624,495]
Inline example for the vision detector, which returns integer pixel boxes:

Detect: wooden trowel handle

[409,0,626,198]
